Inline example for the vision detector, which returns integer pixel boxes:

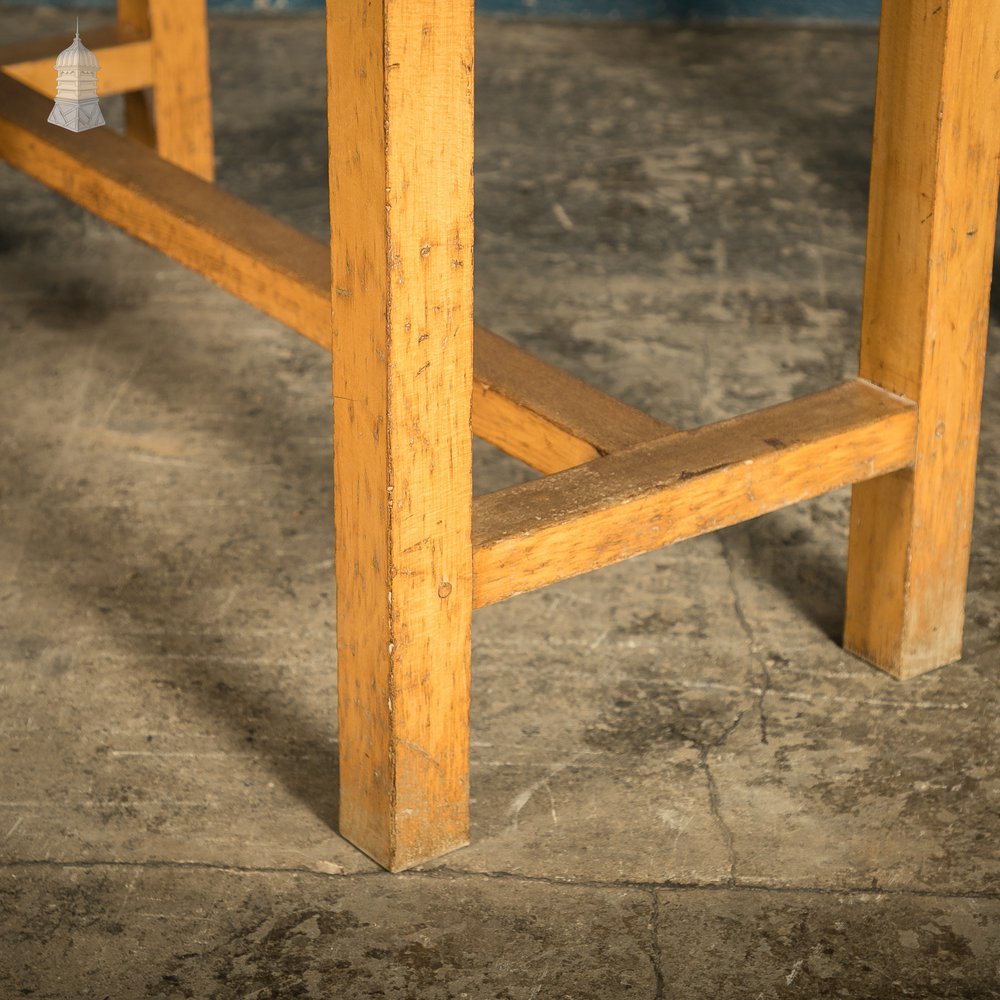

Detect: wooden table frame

[1,0,997,871]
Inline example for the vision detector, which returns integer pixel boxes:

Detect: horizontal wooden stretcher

[2,0,997,871]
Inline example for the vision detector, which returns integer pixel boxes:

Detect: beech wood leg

[327,0,475,870]
[118,0,214,180]
[844,0,1000,678]
[117,0,155,150]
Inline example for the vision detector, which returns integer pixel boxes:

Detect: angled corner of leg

[383,835,471,874]
[340,812,469,873]
[843,632,963,681]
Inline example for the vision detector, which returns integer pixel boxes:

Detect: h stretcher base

[1,0,997,871]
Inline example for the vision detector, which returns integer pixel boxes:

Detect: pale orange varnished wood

[473,326,674,472]
[146,0,214,180]
[117,0,157,149]
[0,4,211,173]
[0,71,328,346]
[0,71,647,475]
[328,0,475,870]
[0,26,153,99]
[2,0,996,873]
[474,381,917,609]
[471,378,600,473]
[844,0,1000,678]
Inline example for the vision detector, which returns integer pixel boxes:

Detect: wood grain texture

[0,71,646,475]
[146,0,215,180]
[328,0,475,871]
[473,381,917,608]
[0,26,153,99]
[844,0,1000,678]
[117,0,157,149]
[0,70,330,346]
[473,325,674,471]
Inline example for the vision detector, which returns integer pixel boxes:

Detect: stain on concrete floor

[0,8,998,999]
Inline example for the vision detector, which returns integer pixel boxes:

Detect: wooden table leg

[117,0,214,181]
[845,0,1000,679]
[117,0,156,150]
[327,1,475,870]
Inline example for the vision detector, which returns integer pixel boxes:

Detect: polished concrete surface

[1,8,998,998]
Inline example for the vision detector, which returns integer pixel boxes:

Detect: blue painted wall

[0,0,880,20]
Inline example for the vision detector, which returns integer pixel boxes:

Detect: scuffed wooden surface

[474,380,916,606]
[844,0,1000,678]
[0,10,997,996]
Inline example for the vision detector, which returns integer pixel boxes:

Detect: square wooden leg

[117,0,214,180]
[327,1,475,870]
[844,0,1000,678]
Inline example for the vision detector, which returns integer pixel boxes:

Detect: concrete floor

[2,8,999,998]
